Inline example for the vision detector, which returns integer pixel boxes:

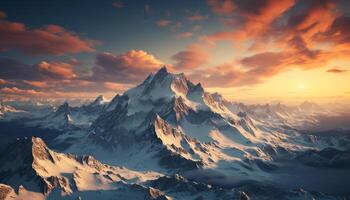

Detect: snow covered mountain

[211,93,337,131]
[0,137,170,200]
[0,137,341,200]
[27,95,109,130]
[62,67,350,181]
[0,103,28,121]
[67,67,261,173]
[1,67,349,199]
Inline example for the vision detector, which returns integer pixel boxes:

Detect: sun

[296,83,306,92]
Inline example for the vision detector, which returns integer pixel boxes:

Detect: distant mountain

[211,93,331,131]
[0,103,28,121]
[27,95,109,130]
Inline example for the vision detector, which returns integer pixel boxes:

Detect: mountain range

[0,67,349,199]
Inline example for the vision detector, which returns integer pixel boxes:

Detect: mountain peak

[55,102,70,113]
[158,66,168,73]
[31,137,54,161]
[91,95,108,106]
[153,66,170,80]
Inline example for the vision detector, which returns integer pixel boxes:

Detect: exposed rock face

[238,191,250,200]
[0,184,16,200]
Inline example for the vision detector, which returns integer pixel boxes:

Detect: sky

[0,0,350,104]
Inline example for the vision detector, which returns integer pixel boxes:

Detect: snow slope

[0,137,170,200]
[27,95,109,130]
[63,67,350,181]
[0,137,340,200]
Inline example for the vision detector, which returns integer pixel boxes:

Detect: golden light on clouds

[207,67,350,105]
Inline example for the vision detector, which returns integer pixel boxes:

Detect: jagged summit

[55,101,70,114]
[90,95,108,106]
[155,65,168,76]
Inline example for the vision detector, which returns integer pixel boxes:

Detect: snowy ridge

[64,67,296,176]
[1,67,349,199]
[27,95,108,130]
[0,103,28,121]
[0,137,340,200]
[64,67,350,176]
[0,137,169,200]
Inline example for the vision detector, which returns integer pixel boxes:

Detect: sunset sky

[0,0,349,104]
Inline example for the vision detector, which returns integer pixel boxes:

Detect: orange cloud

[0,87,44,96]
[23,80,48,88]
[177,32,193,38]
[0,19,96,55]
[187,10,208,21]
[37,61,76,79]
[0,79,14,85]
[0,11,6,19]
[207,0,235,16]
[112,1,125,8]
[327,68,348,73]
[156,19,171,27]
[206,0,295,44]
[185,0,350,88]
[92,50,164,83]
[0,58,81,82]
[171,45,210,70]
[104,82,131,92]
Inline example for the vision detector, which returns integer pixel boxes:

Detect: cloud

[192,25,202,32]
[37,61,76,79]
[177,32,193,38]
[207,0,235,16]
[92,50,164,83]
[0,19,96,55]
[0,58,38,80]
[186,0,350,88]
[189,64,242,87]
[206,0,295,43]
[104,82,131,92]
[0,78,13,85]
[156,19,171,27]
[326,68,348,73]
[0,58,79,81]
[0,87,45,96]
[0,50,166,99]
[189,38,332,88]
[144,4,151,13]
[0,11,7,19]
[23,80,49,88]
[187,10,208,21]
[240,52,286,69]
[315,16,350,47]
[171,45,210,70]
[112,1,125,8]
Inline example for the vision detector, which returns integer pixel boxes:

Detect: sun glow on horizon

[296,83,306,92]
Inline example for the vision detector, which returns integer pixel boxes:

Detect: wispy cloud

[112,1,125,8]
[0,20,97,55]
[156,19,172,27]
[327,68,348,73]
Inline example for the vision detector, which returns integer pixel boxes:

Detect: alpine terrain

[0,67,349,200]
